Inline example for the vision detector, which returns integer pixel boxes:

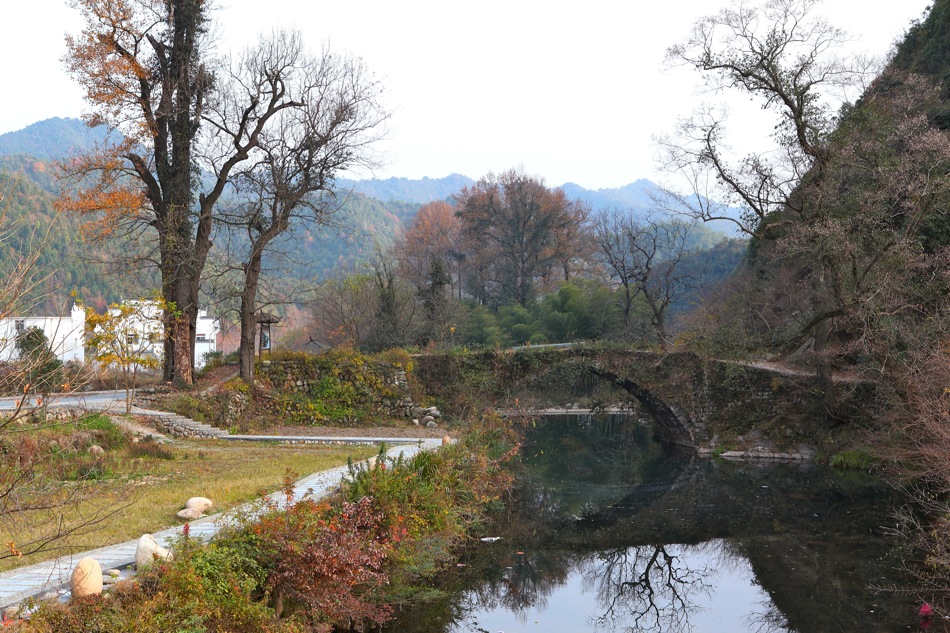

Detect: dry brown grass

[0,439,377,571]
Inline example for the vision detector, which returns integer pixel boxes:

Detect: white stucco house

[106,301,221,370]
[0,304,86,363]
[0,300,220,370]
[193,309,220,369]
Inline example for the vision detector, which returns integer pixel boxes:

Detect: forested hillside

[661,0,950,601]
[0,118,425,310]
[0,118,109,161]
[0,172,126,312]
[0,117,743,320]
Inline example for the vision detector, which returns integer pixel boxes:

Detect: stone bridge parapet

[414,347,876,450]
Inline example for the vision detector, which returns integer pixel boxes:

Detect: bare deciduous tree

[211,33,387,384]
[594,212,695,345]
[62,3,387,385]
[455,170,589,307]
[658,0,868,238]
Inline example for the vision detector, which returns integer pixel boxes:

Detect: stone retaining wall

[256,359,420,419]
[147,413,228,439]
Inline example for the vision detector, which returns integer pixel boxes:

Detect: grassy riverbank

[0,415,376,572]
[24,418,518,632]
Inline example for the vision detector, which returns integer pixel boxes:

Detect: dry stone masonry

[147,412,228,439]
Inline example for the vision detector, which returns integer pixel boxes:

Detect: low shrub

[167,394,208,422]
[199,350,225,372]
[28,535,299,633]
[127,438,174,460]
[241,495,394,629]
[28,418,519,632]
[342,419,519,590]
[78,415,126,450]
[59,456,113,482]
[830,448,878,472]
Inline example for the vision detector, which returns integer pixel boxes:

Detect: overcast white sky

[0,0,933,189]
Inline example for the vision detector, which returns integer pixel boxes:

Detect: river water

[384,416,930,633]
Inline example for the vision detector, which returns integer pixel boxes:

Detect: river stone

[71,557,103,599]
[185,497,213,514]
[426,421,438,429]
[135,534,172,569]
[422,415,435,425]
[177,507,204,520]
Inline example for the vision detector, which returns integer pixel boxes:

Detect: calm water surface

[385,417,930,633]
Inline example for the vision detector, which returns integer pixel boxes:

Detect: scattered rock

[88,444,105,457]
[426,421,438,429]
[105,569,121,578]
[71,557,103,599]
[135,534,172,569]
[422,415,435,425]
[177,507,203,520]
[411,418,419,426]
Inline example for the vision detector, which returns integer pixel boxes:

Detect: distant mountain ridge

[336,174,475,203]
[339,173,671,213]
[0,117,110,161]
[0,117,742,240]
[0,118,687,211]
[341,173,740,235]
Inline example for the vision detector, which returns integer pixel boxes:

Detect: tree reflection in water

[585,544,711,632]
[460,547,575,623]
[383,419,912,633]
[745,602,793,633]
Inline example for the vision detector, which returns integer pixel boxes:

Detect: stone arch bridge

[413,347,874,450]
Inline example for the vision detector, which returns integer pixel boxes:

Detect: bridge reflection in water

[385,414,917,633]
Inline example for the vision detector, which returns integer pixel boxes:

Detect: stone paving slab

[0,439,441,608]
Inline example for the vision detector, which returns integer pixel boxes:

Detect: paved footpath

[0,438,441,608]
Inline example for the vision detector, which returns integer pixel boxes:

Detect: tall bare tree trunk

[239,252,264,386]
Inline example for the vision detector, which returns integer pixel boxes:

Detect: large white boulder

[134,534,172,569]
[185,497,213,514]
[70,557,103,599]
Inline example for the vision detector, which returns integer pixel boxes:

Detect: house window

[196,334,207,341]
[126,333,139,345]
[14,320,24,333]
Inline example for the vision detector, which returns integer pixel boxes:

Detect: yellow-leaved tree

[86,299,167,414]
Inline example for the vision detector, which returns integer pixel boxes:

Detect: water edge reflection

[384,415,922,633]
